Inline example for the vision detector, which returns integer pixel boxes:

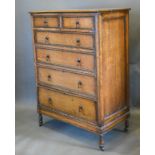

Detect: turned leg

[99,134,104,151]
[124,119,129,132]
[39,113,43,126]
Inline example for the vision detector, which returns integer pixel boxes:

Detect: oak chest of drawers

[30,8,130,151]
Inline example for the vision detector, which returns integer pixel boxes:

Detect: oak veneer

[62,16,94,29]
[39,87,96,122]
[38,67,96,96]
[33,16,59,28]
[35,31,94,49]
[36,48,95,71]
[30,8,130,151]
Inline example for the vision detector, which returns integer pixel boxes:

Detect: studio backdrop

[15,0,140,106]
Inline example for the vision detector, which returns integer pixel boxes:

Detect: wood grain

[33,16,59,28]
[35,31,94,49]
[38,67,96,96]
[101,11,128,117]
[63,17,94,29]
[36,48,95,72]
[39,87,96,122]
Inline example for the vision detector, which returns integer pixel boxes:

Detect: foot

[99,134,104,151]
[39,120,43,126]
[99,144,104,151]
[39,114,43,127]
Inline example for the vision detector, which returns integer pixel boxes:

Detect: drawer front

[33,16,59,28]
[36,48,95,72]
[38,67,96,96]
[35,31,94,49]
[62,17,94,29]
[39,87,96,122]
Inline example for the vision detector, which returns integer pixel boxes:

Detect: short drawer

[39,87,96,122]
[36,48,95,72]
[35,31,94,49]
[33,16,59,28]
[38,67,96,96]
[62,16,94,29]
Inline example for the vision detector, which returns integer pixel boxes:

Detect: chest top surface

[30,8,130,14]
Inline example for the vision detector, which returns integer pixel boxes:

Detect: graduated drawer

[35,31,94,49]
[33,16,59,28]
[39,87,96,122]
[62,16,94,30]
[38,67,96,96]
[36,48,95,72]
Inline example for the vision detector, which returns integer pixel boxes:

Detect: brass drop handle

[44,20,48,24]
[47,75,52,81]
[46,55,50,61]
[76,58,81,65]
[76,58,81,63]
[76,21,80,28]
[78,81,83,88]
[76,38,80,45]
[79,105,83,113]
[48,97,53,105]
[45,36,49,43]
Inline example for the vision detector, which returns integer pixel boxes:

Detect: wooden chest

[30,8,130,151]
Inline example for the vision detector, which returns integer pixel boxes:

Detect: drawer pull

[79,105,83,112]
[76,21,80,28]
[47,75,52,81]
[76,58,81,66]
[76,38,80,46]
[46,55,50,61]
[48,97,53,105]
[76,38,80,44]
[45,36,49,43]
[78,81,83,88]
[44,20,48,24]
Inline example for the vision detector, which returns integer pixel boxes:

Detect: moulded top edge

[29,8,131,14]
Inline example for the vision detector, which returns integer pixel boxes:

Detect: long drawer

[39,87,96,122]
[38,67,96,96]
[35,31,94,49]
[36,48,95,72]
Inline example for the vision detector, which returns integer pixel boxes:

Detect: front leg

[99,134,104,151]
[39,113,43,126]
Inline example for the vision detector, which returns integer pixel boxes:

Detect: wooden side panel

[39,87,96,122]
[38,67,96,96]
[101,11,129,117]
[36,48,95,72]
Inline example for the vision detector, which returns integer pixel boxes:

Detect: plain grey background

[15,0,140,106]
